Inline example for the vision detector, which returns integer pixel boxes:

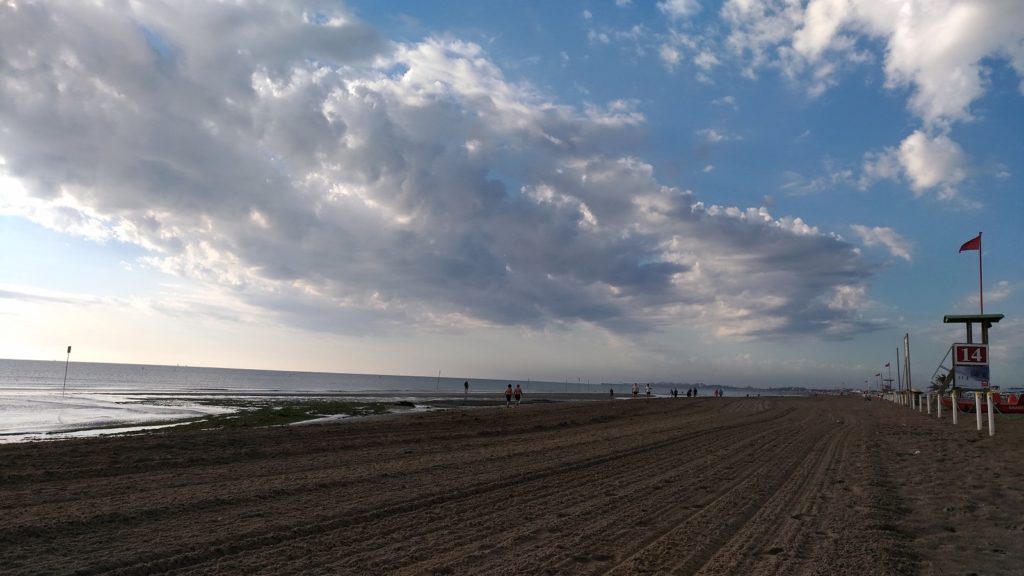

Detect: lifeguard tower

[933,313,1013,415]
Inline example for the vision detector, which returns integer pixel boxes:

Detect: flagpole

[978,232,983,315]
[896,347,902,393]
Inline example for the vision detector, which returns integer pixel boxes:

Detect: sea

[0,359,612,443]
[0,359,778,443]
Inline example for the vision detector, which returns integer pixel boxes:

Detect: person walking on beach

[464,381,469,396]
[645,383,652,398]
[505,384,513,407]
[632,382,639,399]
[513,384,523,406]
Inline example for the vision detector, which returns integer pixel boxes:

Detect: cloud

[987,280,1013,304]
[694,50,721,71]
[660,44,683,70]
[828,284,869,311]
[0,286,94,306]
[858,131,970,199]
[722,0,805,78]
[963,280,1013,310]
[898,131,968,197]
[0,1,881,342]
[780,166,853,196]
[584,99,646,127]
[722,0,1024,127]
[656,27,725,79]
[858,148,903,190]
[711,95,737,109]
[658,0,701,20]
[696,128,740,143]
[850,225,912,261]
[878,0,1024,128]
[715,1,1018,210]
[860,131,969,199]
[582,12,649,51]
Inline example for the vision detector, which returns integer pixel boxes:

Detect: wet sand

[1,396,1021,575]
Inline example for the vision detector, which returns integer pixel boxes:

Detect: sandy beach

[1,396,1021,575]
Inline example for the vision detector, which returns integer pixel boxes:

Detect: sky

[1,0,1022,389]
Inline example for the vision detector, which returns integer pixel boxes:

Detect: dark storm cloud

[0,1,879,340]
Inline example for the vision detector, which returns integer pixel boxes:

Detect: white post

[987,392,995,437]
[975,392,983,431]
[927,393,931,415]
[952,391,958,425]
[937,393,942,418]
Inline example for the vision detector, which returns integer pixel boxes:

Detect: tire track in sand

[140,403,790,575]
[595,409,822,575]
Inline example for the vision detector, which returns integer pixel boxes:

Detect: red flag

[959,234,981,252]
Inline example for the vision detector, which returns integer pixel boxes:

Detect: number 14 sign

[954,343,988,366]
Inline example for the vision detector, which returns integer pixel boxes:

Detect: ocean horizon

[0,358,778,443]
